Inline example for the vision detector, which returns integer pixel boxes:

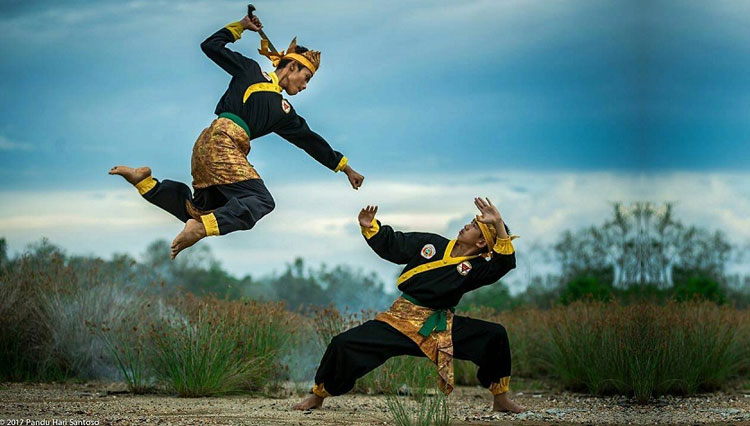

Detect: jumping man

[294,197,525,413]
[110,12,364,258]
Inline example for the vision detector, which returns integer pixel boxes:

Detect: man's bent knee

[262,193,276,214]
[490,324,508,342]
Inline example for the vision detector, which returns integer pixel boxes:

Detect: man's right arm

[362,220,429,265]
[200,19,260,76]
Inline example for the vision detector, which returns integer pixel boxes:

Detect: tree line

[1,202,748,311]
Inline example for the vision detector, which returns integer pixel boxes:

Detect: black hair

[276,45,310,71]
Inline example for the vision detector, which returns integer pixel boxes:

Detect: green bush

[559,276,612,305]
[672,275,726,304]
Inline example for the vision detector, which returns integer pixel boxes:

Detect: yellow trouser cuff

[334,156,348,173]
[489,377,511,395]
[361,218,379,240]
[225,21,244,41]
[493,236,518,255]
[312,383,330,398]
[201,213,220,236]
[135,176,157,195]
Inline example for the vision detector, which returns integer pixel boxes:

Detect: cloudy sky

[1,0,748,291]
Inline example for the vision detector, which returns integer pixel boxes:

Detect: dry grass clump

[148,294,294,396]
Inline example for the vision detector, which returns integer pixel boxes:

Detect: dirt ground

[1,381,750,426]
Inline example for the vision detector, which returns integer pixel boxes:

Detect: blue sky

[1,0,749,287]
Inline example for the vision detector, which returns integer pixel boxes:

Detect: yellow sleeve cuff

[135,176,157,195]
[334,156,348,173]
[492,236,518,255]
[201,213,220,236]
[361,218,379,240]
[225,21,245,41]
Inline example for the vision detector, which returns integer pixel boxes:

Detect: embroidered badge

[262,71,272,82]
[457,260,472,276]
[281,99,291,113]
[420,244,436,259]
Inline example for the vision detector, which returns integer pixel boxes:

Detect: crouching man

[294,197,525,413]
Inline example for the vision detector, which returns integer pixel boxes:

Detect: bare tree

[555,203,731,289]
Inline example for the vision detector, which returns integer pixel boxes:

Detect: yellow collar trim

[242,82,282,103]
[242,72,282,103]
[396,240,479,287]
[268,71,280,85]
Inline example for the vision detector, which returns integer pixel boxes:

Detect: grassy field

[1,250,748,406]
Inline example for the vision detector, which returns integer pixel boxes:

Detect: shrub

[150,295,294,397]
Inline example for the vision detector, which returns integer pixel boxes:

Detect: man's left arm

[275,111,364,189]
[462,238,517,291]
[462,197,517,291]
[201,16,262,77]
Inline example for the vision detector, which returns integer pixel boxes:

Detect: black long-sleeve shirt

[200,24,346,172]
[362,220,516,309]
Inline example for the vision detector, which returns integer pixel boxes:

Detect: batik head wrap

[258,37,321,75]
[475,218,498,257]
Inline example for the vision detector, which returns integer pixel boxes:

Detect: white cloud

[0,135,34,151]
[1,171,748,292]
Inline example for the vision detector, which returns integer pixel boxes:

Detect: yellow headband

[283,53,317,74]
[476,217,497,256]
[258,38,320,75]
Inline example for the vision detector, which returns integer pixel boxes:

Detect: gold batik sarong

[374,297,456,395]
[191,117,260,189]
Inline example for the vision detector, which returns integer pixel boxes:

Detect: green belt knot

[401,293,456,337]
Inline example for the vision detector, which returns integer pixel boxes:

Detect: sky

[1,0,749,291]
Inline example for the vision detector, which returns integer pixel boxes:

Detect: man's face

[283,63,312,96]
[457,218,486,249]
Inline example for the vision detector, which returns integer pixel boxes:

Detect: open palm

[358,205,378,227]
[475,197,502,224]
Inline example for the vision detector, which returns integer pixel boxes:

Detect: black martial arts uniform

[136,21,347,236]
[311,219,517,397]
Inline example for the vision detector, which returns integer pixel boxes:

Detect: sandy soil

[1,381,750,425]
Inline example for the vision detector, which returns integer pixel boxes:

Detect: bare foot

[493,392,526,413]
[293,394,324,410]
[171,219,206,259]
[109,166,152,185]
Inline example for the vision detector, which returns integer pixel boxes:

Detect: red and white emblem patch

[281,99,291,113]
[262,71,272,82]
[457,261,472,276]
[420,244,436,259]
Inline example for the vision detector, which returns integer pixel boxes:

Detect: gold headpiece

[475,218,519,258]
[475,217,498,256]
[259,37,321,74]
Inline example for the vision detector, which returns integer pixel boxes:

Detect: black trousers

[142,178,275,235]
[314,316,512,396]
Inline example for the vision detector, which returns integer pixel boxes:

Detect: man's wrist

[225,21,246,40]
[495,220,507,238]
[361,218,380,239]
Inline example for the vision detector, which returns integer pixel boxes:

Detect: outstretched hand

[359,205,378,228]
[475,197,504,227]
